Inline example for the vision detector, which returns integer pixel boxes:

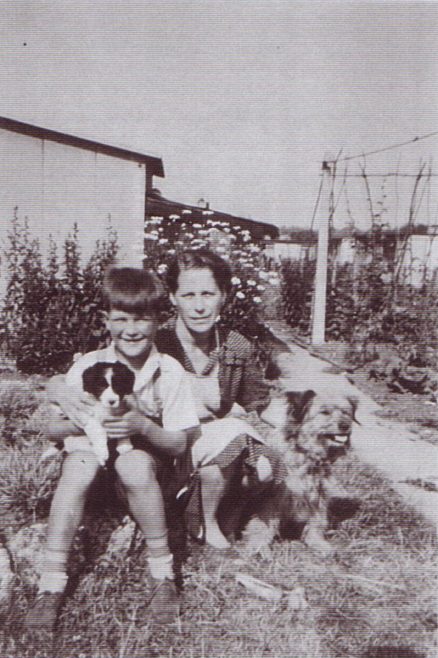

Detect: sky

[1,0,437,231]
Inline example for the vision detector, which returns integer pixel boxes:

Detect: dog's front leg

[84,417,108,466]
[242,517,278,558]
[302,510,335,557]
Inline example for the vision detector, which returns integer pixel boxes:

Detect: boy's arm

[46,406,84,443]
[103,411,193,456]
[46,374,95,429]
[104,360,201,457]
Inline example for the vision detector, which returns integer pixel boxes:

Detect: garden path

[270,324,438,528]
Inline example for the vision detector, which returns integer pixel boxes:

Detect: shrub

[0,381,40,447]
[0,446,60,527]
[280,248,438,365]
[0,215,119,374]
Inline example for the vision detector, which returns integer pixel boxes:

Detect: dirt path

[271,324,438,527]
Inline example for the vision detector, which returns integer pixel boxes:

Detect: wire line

[325,131,438,164]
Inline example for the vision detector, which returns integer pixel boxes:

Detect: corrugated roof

[147,193,279,239]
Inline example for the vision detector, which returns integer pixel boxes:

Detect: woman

[155,249,285,548]
[47,249,285,549]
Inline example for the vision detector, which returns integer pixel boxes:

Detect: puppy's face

[82,361,135,410]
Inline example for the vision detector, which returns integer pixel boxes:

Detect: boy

[25,266,199,630]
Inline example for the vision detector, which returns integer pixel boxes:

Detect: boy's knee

[115,450,157,490]
[61,451,100,489]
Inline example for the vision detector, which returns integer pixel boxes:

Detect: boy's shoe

[149,577,180,625]
[24,591,64,632]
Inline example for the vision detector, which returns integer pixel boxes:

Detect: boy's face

[105,308,158,366]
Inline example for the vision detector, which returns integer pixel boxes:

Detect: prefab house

[0,116,164,270]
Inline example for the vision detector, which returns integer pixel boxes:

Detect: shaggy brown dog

[243,388,358,556]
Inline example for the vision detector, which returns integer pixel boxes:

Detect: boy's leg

[115,450,179,624]
[26,451,100,630]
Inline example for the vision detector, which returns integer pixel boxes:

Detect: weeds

[0,368,436,655]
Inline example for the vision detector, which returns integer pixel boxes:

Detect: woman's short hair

[102,266,165,315]
[166,249,232,294]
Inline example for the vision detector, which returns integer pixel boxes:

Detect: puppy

[244,388,358,556]
[81,361,136,466]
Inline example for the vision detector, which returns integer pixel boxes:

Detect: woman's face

[170,267,226,336]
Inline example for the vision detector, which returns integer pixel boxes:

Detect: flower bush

[143,212,281,357]
[0,210,282,373]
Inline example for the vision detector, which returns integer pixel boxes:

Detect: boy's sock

[38,549,69,593]
[146,532,174,580]
[147,553,174,581]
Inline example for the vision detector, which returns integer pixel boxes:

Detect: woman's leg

[199,464,230,549]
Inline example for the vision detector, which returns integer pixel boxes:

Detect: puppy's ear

[82,363,105,395]
[112,362,136,397]
[285,390,316,422]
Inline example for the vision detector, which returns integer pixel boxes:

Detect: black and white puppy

[81,361,135,465]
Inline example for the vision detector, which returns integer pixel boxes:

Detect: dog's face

[262,388,358,462]
[82,361,135,409]
[292,390,356,460]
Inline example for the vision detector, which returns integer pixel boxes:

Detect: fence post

[312,166,332,345]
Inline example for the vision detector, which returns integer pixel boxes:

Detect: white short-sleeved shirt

[65,343,199,433]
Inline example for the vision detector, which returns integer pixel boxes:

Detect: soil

[269,321,438,447]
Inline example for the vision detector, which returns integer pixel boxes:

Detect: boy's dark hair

[103,266,165,315]
[166,248,232,295]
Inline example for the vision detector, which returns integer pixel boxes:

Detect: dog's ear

[112,362,136,397]
[346,394,360,424]
[285,390,316,422]
[264,360,282,381]
[82,362,107,395]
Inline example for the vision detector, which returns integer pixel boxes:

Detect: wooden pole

[312,165,331,345]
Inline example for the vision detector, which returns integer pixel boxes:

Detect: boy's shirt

[65,343,199,433]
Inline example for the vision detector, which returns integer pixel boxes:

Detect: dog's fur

[81,361,135,465]
[244,388,358,555]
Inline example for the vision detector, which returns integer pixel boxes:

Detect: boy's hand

[103,410,150,440]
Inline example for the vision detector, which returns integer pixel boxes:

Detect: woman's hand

[47,375,95,428]
[103,410,149,441]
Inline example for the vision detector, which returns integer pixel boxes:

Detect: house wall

[0,129,147,283]
[263,241,316,262]
[336,238,356,264]
[398,234,438,286]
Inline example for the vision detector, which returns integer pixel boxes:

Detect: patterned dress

[155,322,287,540]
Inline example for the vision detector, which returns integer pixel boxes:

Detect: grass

[0,377,436,658]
